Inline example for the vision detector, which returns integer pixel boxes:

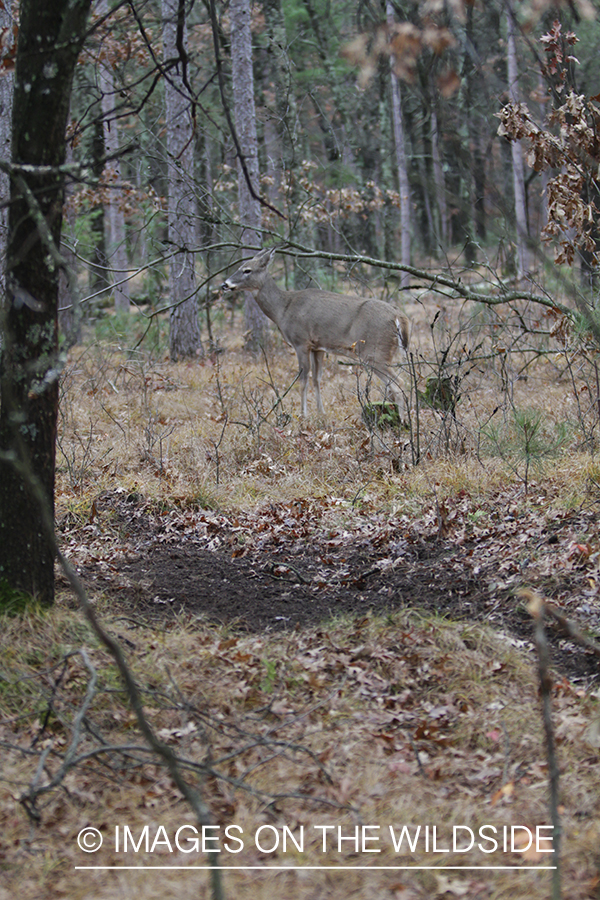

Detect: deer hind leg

[312,349,325,414]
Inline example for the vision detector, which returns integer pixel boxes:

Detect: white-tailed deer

[221,248,411,418]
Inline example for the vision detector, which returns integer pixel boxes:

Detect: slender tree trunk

[0,0,13,288]
[430,99,448,247]
[413,102,436,255]
[161,0,202,361]
[89,117,109,302]
[230,0,266,348]
[262,110,281,206]
[470,130,486,243]
[256,9,283,207]
[537,73,549,234]
[386,1,411,288]
[58,141,80,345]
[507,7,530,278]
[262,0,287,205]
[463,3,486,253]
[97,0,130,312]
[0,0,92,605]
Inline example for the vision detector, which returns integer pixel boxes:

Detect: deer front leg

[390,383,407,424]
[312,349,325,414]
[375,365,407,425]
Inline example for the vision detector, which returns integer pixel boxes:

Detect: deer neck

[255,273,290,321]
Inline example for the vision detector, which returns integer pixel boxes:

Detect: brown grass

[1,602,599,900]
[55,294,590,514]
[2,297,600,899]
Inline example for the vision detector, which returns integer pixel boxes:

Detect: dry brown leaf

[490,781,515,806]
[437,67,461,97]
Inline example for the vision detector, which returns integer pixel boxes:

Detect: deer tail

[396,316,410,352]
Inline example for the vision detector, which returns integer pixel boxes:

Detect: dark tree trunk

[387,1,411,284]
[0,0,92,605]
[0,0,14,284]
[506,6,530,277]
[90,116,109,303]
[463,4,486,254]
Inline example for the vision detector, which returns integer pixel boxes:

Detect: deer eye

[242,268,252,274]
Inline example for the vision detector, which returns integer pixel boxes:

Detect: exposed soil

[71,491,600,686]
[113,539,489,631]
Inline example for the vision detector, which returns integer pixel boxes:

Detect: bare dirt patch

[70,489,600,686]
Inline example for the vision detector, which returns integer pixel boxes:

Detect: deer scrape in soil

[67,490,600,686]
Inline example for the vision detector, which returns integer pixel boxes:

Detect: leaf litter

[65,482,600,685]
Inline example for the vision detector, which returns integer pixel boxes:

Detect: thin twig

[520,588,562,900]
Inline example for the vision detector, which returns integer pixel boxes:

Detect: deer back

[258,285,406,365]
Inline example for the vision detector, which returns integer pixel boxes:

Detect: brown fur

[222,248,410,417]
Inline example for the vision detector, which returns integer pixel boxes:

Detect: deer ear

[257,247,275,268]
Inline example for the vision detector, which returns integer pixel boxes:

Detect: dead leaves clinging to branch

[341,21,457,93]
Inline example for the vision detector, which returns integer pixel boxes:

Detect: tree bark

[463,3,486,251]
[0,0,14,285]
[430,98,448,247]
[507,7,530,278]
[386,2,411,288]
[89,116,109,301]
[161,0,202,360]
[58,141,80,345]
[0,0,92,605]
[97,0,130,313]
[230,0,266,348]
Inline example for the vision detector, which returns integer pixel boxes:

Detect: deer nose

[220,280,231,292]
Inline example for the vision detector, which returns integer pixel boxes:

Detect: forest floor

[3,288,600,900]
[71,483,600,687]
